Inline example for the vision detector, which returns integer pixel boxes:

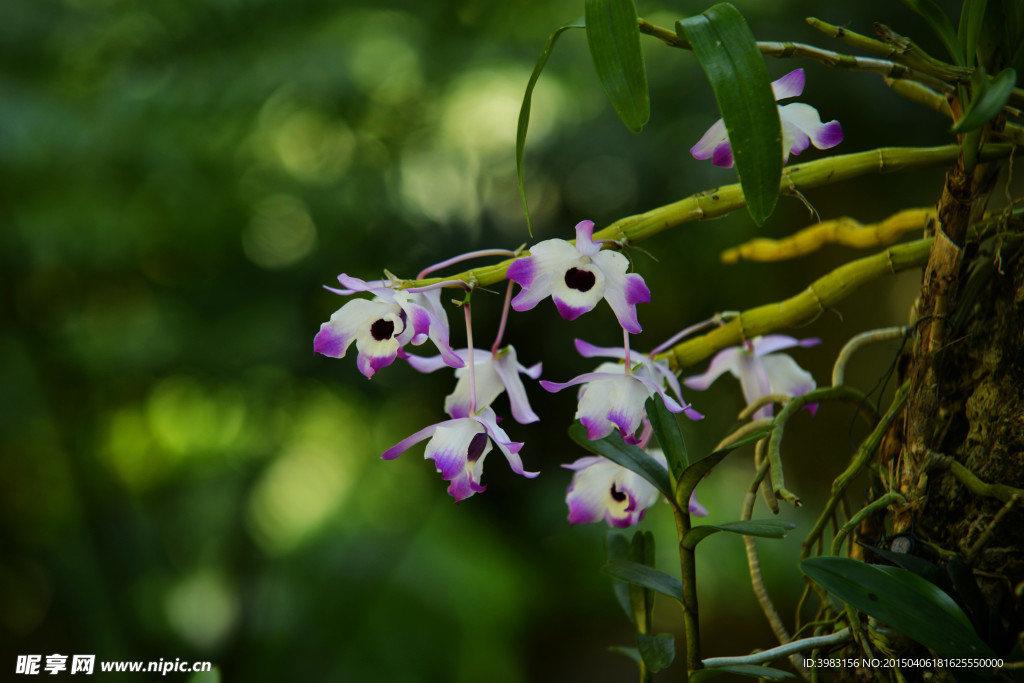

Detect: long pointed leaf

[801,557,995,658]
[959,0,989,65]
[645,396,688,481]
[606,531,634,622]
[952,67,1017,133]
[603,559,684,604]
[569,422,674,500]
[902,0,963,64]
[585,0,649,133]
[676,3,781,225]
[683,519,796,549]
[628,530,656,633]
[516,22,584,236]
[637,633,675,673]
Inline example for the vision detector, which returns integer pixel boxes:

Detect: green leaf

[606,531,634,622]
[637,632,676,672]
[952,67,1017,133]
[683,519,796,549]
[690,664,795,681]
[801,557,995,658]
[645,396,688,481]
[569,422,674,500]
[516,22,584,236]
[628,530,657,633]
[603,559,684,604]
[902,0,963,64]
[585,0,649,133]
[860,543,950,589]
[958,0,989,65]
[676,3,781,225]
[675,425,772,504]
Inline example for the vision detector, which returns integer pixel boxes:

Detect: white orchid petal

[771,68,805,100]
[576,373,651,440]
[573,219,601,257]
[752,335,805,357]
[762,354,817,398]
[683,347,741,390]
[735,353,773,409]
[594,250,650,334]
[779,102,843,151]
[691,118,728,160]
[493,347,540,424]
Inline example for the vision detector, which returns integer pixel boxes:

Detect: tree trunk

[871,155,1024,677]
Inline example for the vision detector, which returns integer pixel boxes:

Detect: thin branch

[702,629,853,668]
[639,19,956,93]
[832,326,908,387]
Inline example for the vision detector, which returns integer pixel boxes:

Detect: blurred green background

[1,0,974,680]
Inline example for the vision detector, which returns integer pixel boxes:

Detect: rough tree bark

[867,149,1024,679]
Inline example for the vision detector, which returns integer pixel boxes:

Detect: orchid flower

[314,274,462,378]
[406,345,542,424]
[506,220,650,334]
[541,340,701,442]
[564,450,707,527]
[382,406,538,502]
[691,68,843,168]
[683,335,820,420]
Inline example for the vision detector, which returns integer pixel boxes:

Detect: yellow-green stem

[400,145,1012,291]
[673,504,702,673]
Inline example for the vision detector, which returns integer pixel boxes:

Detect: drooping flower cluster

[316,64,837,519]
[312,221,715,523]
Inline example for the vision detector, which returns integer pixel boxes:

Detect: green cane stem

[399,144,1012,292]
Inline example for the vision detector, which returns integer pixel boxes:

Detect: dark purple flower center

[370,318,395,341]
[564,267,596,292]
[609,484,627,502]
[467,432,489,462]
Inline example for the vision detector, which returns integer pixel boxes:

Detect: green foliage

[606,530,635,621]
[676,3,782,225]
[801,557,996,659]
[902,0,963,64]
[517,22,585,236]
[645,395,688,481]
[952,67,1017,133]
[628,530,658,632]
[602,559,685,604]
[682,519,796,549]
[585,0,650,133]
[636,632,675,672]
